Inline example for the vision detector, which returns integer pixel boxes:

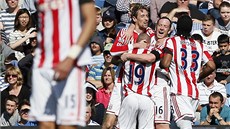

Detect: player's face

[103,70,113,85]
[6,0,18,9]
[19,105,30,121]
[202,20,215,36]
[6,73,18,85]
[18,13,30,28]
[133,9,149,30]
[156,18,171,39]
[220,6,230,23]
[209,96,223,110]
[218,42,229,52]
[204,72,216,85]
[5,100,17,115]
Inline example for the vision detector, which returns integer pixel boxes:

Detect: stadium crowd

[0,0,230,128]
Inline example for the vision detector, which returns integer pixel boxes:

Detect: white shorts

[29,68,86,126]
[152,85,170,124]
[106,82,123,116]
[117,93,155,129]
[170,94,199,123]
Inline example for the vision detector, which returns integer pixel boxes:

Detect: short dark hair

[203,15,215,25]
[191,34,203,43]
[5,95,19,105]
[217,34,229,45]
[209,92,224,103]
[219,1,230,10]
[131,3,149,23]
[18,99,30,111]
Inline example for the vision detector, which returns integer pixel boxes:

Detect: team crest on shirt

[39,0,65,11]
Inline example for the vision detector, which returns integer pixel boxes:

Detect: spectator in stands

[215,1,230,36]
[0,95,20,126]
[150,0,176,24]
[0,0,20,44]
[95,5,104,31]
[159,0,206,23]
[200,92,230,125]
[96,67,115,108]
[8,8,37,61]
[99,7,117,44]
[213,34,230,94]
[85,82,105,125]
[87,43,117,89]
[15,99,37,126]
[197,71,227,110]
[192,15,221,55]
[1,66,30,114]
[0,30,14,75]
[85,104,100,126]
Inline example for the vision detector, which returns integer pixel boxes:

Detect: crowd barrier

[1,125,230,129]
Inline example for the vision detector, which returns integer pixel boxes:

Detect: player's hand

[53,57,75,81]
[155,38,166,48]
[120,53,129,62]
[123,29,133,45]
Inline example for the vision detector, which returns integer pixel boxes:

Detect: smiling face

[6,0,19,9]
[156,18,171,39]
[133,9,149,31]
[6,73,18,85]
[19,105,30,121]
[18,13,30,28]
[5,100,17,115]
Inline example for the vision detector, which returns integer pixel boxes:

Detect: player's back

[34,0,90,68]
[166,36,212,99]
[122,47,157,97]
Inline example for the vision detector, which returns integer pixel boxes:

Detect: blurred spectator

[150,0,176,24]
[116,0,150,27]
[15,99,37,126]
[191,33,204,43]
[200,92,230,125]
[85,82,105,125]
[8,8,37,61]
[85,104,100,126]
[192,15,221,55]
[215,1,230,36]
[159,0,206,23]
[0,95,20,126]
[0,31,14,75]
[99,7,117,44]
[95,5,104,31]
[1,66,30,114]
[0,0,20,44]
[96,67,115,108]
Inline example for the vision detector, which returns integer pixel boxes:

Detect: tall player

[29,1,96,129]
[160,15,216,129]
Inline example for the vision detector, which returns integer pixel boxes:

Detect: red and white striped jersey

[34,0,91,68]
[110,27,156,56]
[122,46,157,97]
[165,36,213,99]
